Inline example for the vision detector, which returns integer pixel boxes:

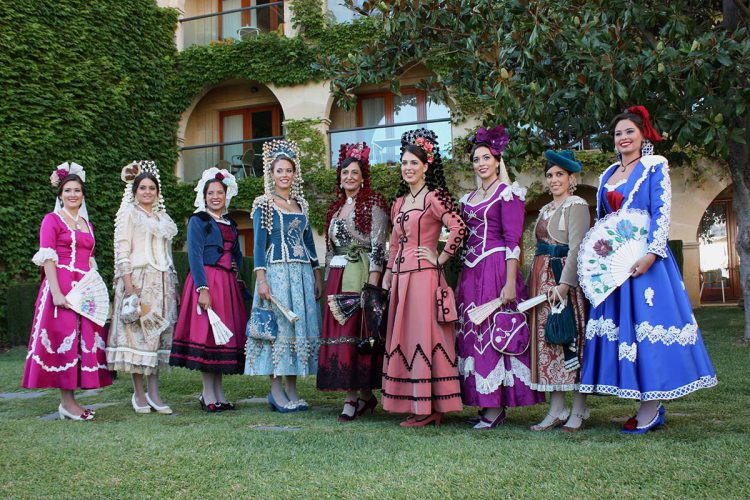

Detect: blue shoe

[620,405,666,434]
[268,393,295,413]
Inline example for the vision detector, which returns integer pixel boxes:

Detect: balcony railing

[329,118,452,167]
[179,2,284,49]
[180,136,283,182]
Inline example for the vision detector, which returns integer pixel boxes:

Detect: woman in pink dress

[381,128,466,427]
[23,162,112,421]
[169,168,247,412]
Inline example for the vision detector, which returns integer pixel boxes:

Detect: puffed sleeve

[385,198,401,270]
[368,201,389,273]
[303,215,321,269]
[428,190,466,257]
[559,203,591,287]
[187,216,208,291]
[646,161,671,258]
[498,184,525,260]
[114,208,134,277]
[252,206,268,271]
[32,213,59,266]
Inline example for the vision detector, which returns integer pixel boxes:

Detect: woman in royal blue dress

[579,105,717,433]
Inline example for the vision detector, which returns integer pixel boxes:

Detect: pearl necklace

[346,189,360,205]
[62,207,81,230]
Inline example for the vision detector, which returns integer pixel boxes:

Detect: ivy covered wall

[0,1,182,329]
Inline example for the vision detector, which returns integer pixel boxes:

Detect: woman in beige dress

[107,161,179,414]
[528,150,591,431]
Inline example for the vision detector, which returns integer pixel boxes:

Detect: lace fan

[206,307,234,346]
[577,208,650,307]
[327,294,360,326]
[65,270,110,326]
[270,295,300,324]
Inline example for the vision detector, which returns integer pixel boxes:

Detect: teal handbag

[544,287,577,346]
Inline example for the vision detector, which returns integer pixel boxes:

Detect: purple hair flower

[471,125,510,156]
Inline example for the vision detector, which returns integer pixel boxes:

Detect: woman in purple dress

[456,125,544,429]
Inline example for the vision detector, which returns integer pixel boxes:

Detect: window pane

[361,97,386,127]
[222,0,243,39]
[222,114,244,164]
[328,0,363,23]
[393,93,418,123]
[426,98,451,119]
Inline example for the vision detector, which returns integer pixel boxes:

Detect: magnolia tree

[320,0,750,339]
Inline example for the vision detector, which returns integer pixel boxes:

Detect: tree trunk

[728,118,750,341]
[724,0,750,340]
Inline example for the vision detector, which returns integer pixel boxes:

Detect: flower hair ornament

[51,161,89,221]
[338,142,370,168]
[50,161,86,187]
[193,167,238,214]
[401,128,439,164]
[625,105,662,157]
[252,139,308,231]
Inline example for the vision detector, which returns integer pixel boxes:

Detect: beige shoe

[530,408,570,431]
[561,408,590,432]
[146,394,173,415]
[132,394,151,414]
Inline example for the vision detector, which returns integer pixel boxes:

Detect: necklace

[208,211,224,221]
[478,178,499,198]
[408,184,427,201]
[273,192,292,205]
[62,207,81,230]
[137,205,154,217]
[346,189,360,205]
[620,155,641,172]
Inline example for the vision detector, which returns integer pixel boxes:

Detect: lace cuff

[505,246,521,260]
[116,258,132,276]
[32,248,58,266]
[196,286,209,293]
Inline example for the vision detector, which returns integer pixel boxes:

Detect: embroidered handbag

[246,302,278,341]
[488,308,530,356]
[120,294,141,323]
[435,268,458,324]
[544,287,577,346]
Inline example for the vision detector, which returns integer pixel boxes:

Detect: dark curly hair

[325,157,389,243]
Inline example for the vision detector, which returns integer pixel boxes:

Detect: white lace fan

[64,270,110,326]
[270,295,299,324]
[577,208,650,308]
[468,294,547,325]
[205,307,234,346]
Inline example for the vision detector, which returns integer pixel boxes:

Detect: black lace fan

[357,283,389,354]
[327,294,361,326]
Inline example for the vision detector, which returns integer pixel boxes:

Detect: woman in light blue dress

[579,106,717,433]
[245,139,323,412]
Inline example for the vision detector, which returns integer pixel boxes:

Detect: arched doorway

[180,80,283,182]
[697,185,741,303]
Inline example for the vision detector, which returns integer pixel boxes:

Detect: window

[327,0,363,23]
[219,105,283,174]
[219,0,281,40]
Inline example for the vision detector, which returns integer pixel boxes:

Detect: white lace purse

[120,294,141,323]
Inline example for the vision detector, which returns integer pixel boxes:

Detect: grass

[0,307,748,498]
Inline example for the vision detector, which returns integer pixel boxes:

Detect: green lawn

[0,307,748,498]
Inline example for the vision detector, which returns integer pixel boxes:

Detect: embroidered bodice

[114,205,178,277]
[326,202,389,273]
[32,212,95,274]
[459,182,526,268]
[386,190,466,274]
[597,155,671,258]
[253,205,320,269]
